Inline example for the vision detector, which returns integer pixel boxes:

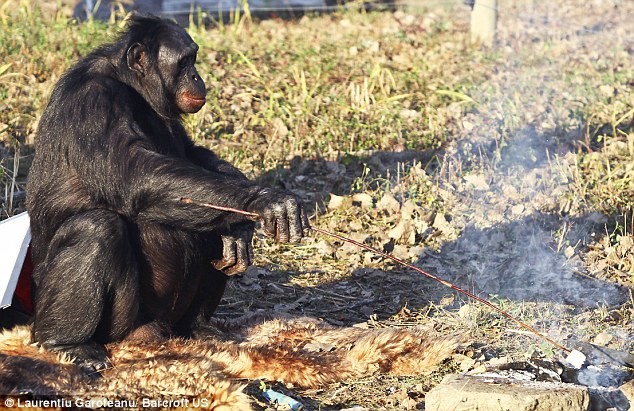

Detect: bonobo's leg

[174,268,228,338]
[173,231,228,338]
[32,209,139,372]
[124,225,224,341]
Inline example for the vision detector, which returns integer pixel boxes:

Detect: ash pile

[427,341,634,411]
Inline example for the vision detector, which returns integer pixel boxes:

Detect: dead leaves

[317,191,455,267]
[585,232,634,286]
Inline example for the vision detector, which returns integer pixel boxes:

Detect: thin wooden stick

[180,197,571,354]
[180,197,260,219]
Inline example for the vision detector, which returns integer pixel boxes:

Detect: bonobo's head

[120,16,206,118]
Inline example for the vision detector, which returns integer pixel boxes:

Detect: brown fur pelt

[0,313,457,410]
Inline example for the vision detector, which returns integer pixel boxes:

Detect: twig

[311,225,570,353]
[505,328,542,337]
[179,197,571,354]
[179,197,260,218]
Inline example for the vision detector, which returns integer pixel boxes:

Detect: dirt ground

[0,0,632,409]
[210,1,634,408]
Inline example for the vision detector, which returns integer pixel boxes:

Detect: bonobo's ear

[126,43,147,75]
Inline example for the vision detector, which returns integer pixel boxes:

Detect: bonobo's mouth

[184,94,206,103]
[180,93,206,113]
[184,94,206,105]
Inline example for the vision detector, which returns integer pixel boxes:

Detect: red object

[15,245,33,314]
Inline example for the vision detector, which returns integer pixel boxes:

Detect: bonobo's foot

[125,322,170,343]
[190,323,224,340]
[49,342,111,374]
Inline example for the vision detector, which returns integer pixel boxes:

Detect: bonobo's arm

[183,137,311,243]
[186,141,257,275]
[186,143,248,181]
[126,142,310,241]
[66,111,308,241]
[123,144,260,229]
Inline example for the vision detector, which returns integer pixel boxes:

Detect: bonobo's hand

[212,222,255,276]
[246,188,310,243]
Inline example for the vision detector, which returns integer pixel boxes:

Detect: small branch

[179,197,260,219]
[180,197,571,354]
[310,226,570,353]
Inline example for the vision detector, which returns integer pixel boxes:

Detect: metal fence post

[470,0,497,47]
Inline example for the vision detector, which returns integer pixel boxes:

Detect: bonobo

[26,15,309,371]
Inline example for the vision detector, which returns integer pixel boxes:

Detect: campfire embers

[558,342,634,410]
[494,345,634,410]
[427,346,633,411]
[563,342,633,389]
[568,341,634,371]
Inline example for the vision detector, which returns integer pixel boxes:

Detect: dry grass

[1,0,633,408]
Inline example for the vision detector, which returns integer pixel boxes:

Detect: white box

[0,212,31,308]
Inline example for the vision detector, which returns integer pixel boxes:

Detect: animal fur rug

[0,313,457,410]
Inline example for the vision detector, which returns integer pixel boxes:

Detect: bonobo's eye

[178,55,196,71]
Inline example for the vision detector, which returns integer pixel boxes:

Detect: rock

[586,386,630,411]
[620,379,634,407]
[425,374,590,411]
[565,350,587,369]
[592,331,613,346]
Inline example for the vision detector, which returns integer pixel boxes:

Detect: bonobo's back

[26,24,139,267]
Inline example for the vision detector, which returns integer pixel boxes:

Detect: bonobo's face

[158,33,207,114]
[125,22,207,117]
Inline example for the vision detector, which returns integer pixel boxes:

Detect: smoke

[434,125,628,308]
[423,0,632,318]
[435,215,627,308]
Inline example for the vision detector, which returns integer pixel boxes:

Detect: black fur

[26,15,309,371]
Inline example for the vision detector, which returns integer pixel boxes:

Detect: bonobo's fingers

[274,203,291,243]
[285,199,310,241]
[247,188,309,243]
[225,238,252,275]
[287,199,304,242]
[212,235,237,271]
[212,224,254,276]
[261,207,277,239]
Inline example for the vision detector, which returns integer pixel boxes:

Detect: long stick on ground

[180,197,571,354]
